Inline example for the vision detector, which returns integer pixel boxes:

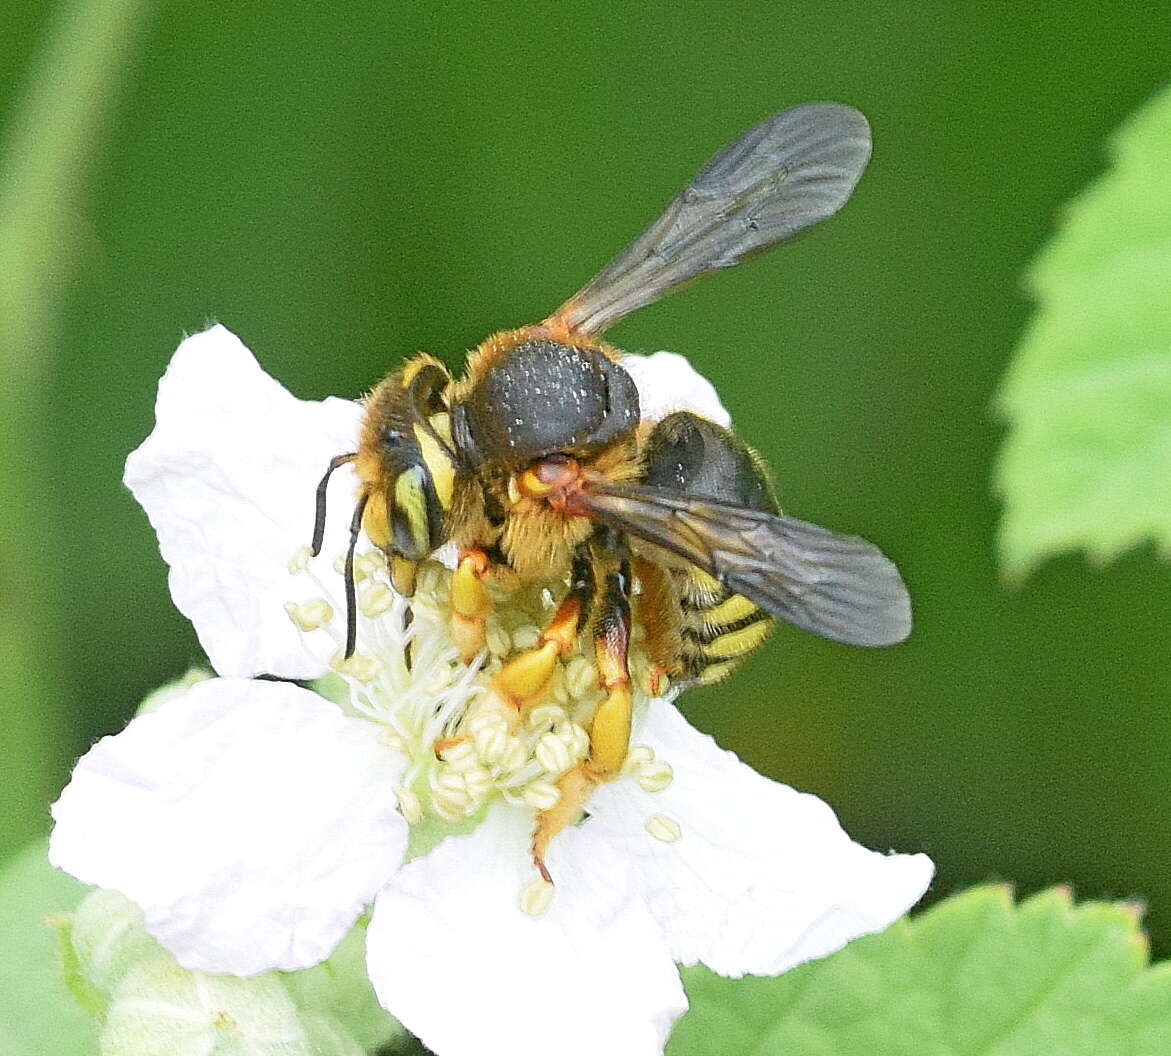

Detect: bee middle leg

[493,543,594,709]
[533,529,633,878]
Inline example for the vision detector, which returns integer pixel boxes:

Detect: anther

[518,876,555,917]
[485,623,511,658]
[438,740,478,771]
[622,745,655,775]
[638,760,674,793]
[431,781,471,816]
[472,723,509,765]
[334,552,370,584]
[462,766,494,799]
[359,581,395,618]
[284,599,335,632]
[435,771,468,794]
[534,733,573,777]
[357,551,386,578]
[395,787,423,825]
[563,723,590,760]
[379,729,408,753]
[330,650,383,683]
[526,704,568,731]
[645,814,682,843]
[564,656,599,700]
[288,546,313,574]
[499,736,528,774]
[522,780,561,810]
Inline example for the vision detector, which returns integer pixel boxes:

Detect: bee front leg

[493,544,593,710]
[533,530,633,879]
[451,546,491,662]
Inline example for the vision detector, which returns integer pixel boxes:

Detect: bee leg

[494,545,593,710]
[632,556,678,696]
[451,547,491,662]
[391,556,418,670]
[533,532,632,879]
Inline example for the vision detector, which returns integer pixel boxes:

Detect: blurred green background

[4,0,1171,955]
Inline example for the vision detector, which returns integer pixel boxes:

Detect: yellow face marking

[394,466,432,555]
[700,619,772,661]
[413,416,455,510]
[700,592,758,627]
[360,491,390,550]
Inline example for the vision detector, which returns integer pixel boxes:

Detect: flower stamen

[645,813,682,843]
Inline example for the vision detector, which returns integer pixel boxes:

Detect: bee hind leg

[533,531,632,879]
[494,544,593,710]
[632,556,678,696]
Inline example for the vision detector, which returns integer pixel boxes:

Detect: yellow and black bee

[313,102,910,867]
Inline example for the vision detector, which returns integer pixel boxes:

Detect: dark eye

[379,426,405,450]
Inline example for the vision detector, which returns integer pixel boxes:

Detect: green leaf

[996,83,1171,576]
[0,840,95,1056]
[670,886,1171,1055]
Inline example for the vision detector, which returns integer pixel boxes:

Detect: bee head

[357,359,456,561]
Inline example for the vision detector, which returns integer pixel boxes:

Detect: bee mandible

[311,102,910,874]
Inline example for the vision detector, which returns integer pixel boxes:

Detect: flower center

[286,545,680,903]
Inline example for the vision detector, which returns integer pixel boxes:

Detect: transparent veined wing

[551,103,871,335]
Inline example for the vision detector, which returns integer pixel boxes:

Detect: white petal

[50,678,407,976]
[367,809,686,1056]
[587,698,933,976]
[124,325,364,678]
[619,351,731,427]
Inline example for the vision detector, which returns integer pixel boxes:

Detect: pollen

[645,813,682,843]
[519,875,555,917]
[284,599,335,632]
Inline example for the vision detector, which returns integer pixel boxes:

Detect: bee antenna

[311,453,358,557]
[343,491,369,659]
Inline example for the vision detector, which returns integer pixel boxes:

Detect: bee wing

[551,103,871,336]
[577,482,910,646]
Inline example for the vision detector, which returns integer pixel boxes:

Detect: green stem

[0,0,150,856]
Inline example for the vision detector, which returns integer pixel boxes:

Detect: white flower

[50,325,933,1056]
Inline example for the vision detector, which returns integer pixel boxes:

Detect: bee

[312,102,910,870]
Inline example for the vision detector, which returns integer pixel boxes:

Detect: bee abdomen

[676,571,773,685]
